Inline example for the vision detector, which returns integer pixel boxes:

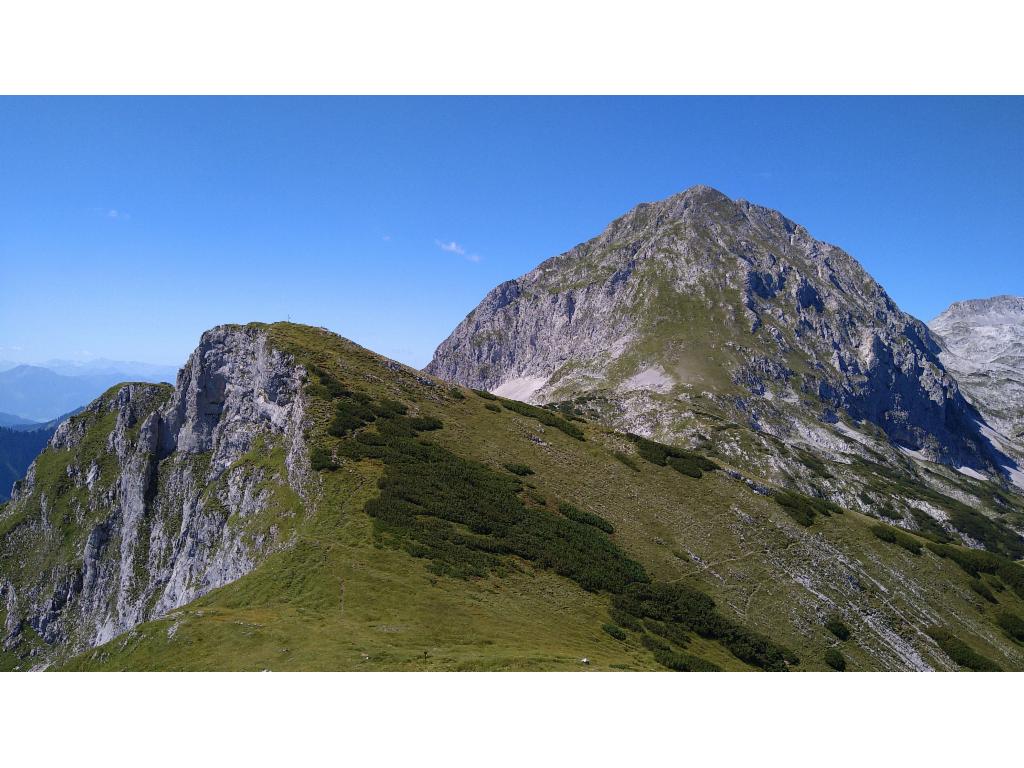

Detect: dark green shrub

[499,398,585,440]
[824,648,846,671]
[825,616,850,641]
[644,619,690,648]
[524,489,547,506]
[612,582,798,671]
[372,399,408,418]
[557,502,614,534]
[877,503,902,520]
[609,607,643,632]
[328,397,377,437]
[407,416,443,431]
[796,449,832,478]
[626,434,719,474]
[773,491,844,527]
[667,456,705,478]
[310,447,337,472]
[602,623,627,641]
[472,388,497,400]
[925,627,1001,671]
[925,542,1024,599]
[641,634,670,652]
[613,451,640,471]
[946,506,1024,559]
[311,368,352,399]
[503,463,534,476]
[356,409,647,591]
[653,649,722,672]
[969,578,997,604]
[871,524,922,555]
[484,402,501,412]
[449,388,466,400]
[909,509,952,543]
[995,611,1024,642]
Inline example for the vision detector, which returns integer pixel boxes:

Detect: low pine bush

[969,578,997,604]
[484,402,501,412]
[925,627,1001,671]
[926,542,1024,599]
[557,501,614,534]
[602,623,627,641]
[625,434,719,476]
[995,611,1024,642]
[871,524,922,555]
[824,648,846,671]
[499,398,585,440]
[503,463,534,476]
[653,648,722,672]
[612,451,640,471]
[825,616,850,641]
[309,447,337,472]
[613,582,798,671]
[773,490,845,527]
[641,634,670,652]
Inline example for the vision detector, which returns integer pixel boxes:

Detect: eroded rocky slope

[930,296,1024,452]
[0,325,310,666]
[427,186,1014,480]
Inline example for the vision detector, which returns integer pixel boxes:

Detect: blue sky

[1,97,1021,369]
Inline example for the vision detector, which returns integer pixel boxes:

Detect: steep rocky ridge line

[426,185,1003,476]
[0,325,310,666]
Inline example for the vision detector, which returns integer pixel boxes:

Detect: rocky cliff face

[0,325,310,667]
[930,296,1024,445]
[427,185,996,472]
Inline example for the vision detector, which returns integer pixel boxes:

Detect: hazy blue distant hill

[0,366,132,422]
[38,358,179,381]
[0,412,38,429]
[0,364,175,422]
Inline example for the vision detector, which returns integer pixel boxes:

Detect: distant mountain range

[0,412,39,429]
[0,360,178,423]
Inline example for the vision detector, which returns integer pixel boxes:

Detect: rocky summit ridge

[426,185,1007,480]
[930,295,1024,448]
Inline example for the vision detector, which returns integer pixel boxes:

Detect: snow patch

[619,365,674,394]
[835,421,873,447]
[956,466,987,481]
[899,446,928,461]
[491,375,548,402]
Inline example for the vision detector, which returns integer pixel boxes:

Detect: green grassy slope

[40,324,1024,670]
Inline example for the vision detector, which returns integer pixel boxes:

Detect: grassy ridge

[34,323,1024,671]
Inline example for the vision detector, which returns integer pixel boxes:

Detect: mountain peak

[933,294,1024,324]
[428,189,999,474]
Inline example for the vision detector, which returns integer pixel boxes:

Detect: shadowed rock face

[427,185,996,470]
[930,295,1024,444]
[0,325,310,665]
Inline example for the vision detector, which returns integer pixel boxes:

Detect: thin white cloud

[96,207,131,220]
[435,239,466,255]
[436,239,481,263]
[382,234,392,241]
